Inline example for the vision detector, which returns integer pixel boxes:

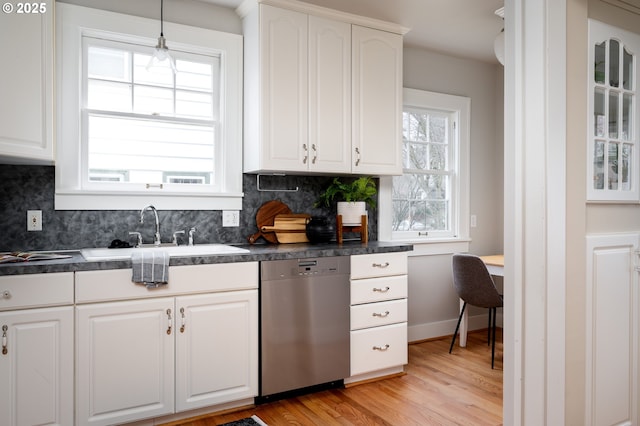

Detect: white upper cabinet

[352,25,403,175]
[309,15,352,173]
[251,5,309,172]
[240,0,406,176]
[588,19,640,202]
[0,0,54,164]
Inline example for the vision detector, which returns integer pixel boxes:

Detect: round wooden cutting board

[247,200,292,244]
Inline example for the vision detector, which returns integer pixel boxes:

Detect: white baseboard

[408,312,503,343]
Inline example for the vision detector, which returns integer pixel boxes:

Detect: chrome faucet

[140,205,161,246]
[188,227,196,246]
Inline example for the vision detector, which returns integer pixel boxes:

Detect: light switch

[222,210,240,227]
[27,210,42,231]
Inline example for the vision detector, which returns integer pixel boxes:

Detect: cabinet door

[585,233,640,426]
[352,25,403,175]
[587,20,640,202]
[0,0,54,163]
[0,307,73,426]
[259,5,308,172]
[308,15,351,173]
[175,290,258,412]
[76,298,175,426]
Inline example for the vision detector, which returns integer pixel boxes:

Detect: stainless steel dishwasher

[259,256,350,401]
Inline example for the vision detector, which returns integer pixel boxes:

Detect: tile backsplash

[0,165,377,252]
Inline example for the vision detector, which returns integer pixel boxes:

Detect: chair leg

[491,307,497,369]
[487,308,492,345]
[449,302,467,353]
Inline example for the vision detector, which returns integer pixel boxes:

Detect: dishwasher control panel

[261,256,350,280]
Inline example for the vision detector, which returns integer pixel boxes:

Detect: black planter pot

[305,217,335,243]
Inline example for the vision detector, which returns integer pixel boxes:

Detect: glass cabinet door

[588,20,639,201]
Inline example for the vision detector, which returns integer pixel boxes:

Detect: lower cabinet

[0,306,74,426]
[76,290,258,426]
[0,272,74,426]
[75,263,259,426]
[175,291,258,412]
[349,252,408,381]
[76,297,175,425]
[585,233,640,426]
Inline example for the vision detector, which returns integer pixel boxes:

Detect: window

[55,3,243,210]
[379,88,470,249]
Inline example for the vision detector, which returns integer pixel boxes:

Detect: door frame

[503,0,567,424]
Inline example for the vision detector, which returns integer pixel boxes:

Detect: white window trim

[55,3,244,210]
[379,88,470,255]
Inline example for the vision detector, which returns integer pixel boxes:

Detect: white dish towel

[131,251,169,288]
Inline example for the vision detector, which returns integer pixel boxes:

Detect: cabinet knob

[1,290,11,299]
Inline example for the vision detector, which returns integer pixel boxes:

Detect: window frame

[55,3,243,210]
[379,88,470,254]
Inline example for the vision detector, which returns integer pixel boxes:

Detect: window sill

[380,237,471,256]
[55,191,244,211]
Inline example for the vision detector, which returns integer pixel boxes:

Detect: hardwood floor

[165,330,503,426]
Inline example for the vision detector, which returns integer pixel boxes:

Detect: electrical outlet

[470,214,477,228]
[222,210,240,227]
[27,210,42,231]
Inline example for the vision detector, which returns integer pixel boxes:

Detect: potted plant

[315,177,377,225]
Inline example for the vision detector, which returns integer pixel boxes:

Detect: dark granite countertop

[0,241,413,276]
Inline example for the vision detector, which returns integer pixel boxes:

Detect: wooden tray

[261,214,311,243]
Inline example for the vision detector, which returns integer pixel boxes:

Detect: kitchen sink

[81,244,250,261]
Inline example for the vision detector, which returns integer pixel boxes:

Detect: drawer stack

[349,252,408,377]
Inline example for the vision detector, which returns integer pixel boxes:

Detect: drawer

[350,322,407,376]
[351,252,408,279]
[351,299,407,330]
[76,262,259,303]
[0,272,74,310]
[351,275,407,305]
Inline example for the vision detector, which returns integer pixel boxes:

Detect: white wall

[59,0,242,34]
[403,47,504,341]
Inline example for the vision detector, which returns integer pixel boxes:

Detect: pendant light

[147,0,176,73]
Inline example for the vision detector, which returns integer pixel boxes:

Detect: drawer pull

[2,290,10,299]
[372,262,390,268]
[372,344,390,351]
[2,325,7,355]
[166,309,173,335]
[373,286,390,293]
[180,307,186,333]
[373,311,390,318]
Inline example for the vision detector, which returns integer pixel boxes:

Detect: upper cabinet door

[259,5,309,172]
[308,15,352,174]
[588,20,640,202]
[242,2,405,176]
[352,26,403,176]
[0,0,54,164]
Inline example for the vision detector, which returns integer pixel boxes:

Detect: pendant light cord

[160,0,165,37]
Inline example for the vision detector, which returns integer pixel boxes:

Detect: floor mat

[219,415,267,426]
